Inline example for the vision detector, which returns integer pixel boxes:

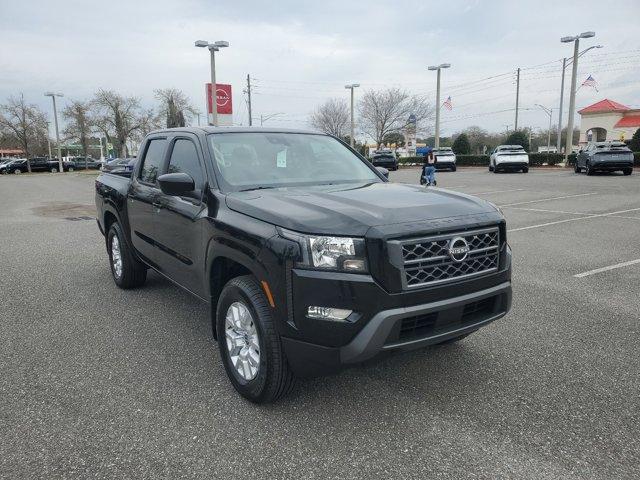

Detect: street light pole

[561,31,595,164]
[428,63,451,149]
[535,104,553,153]
[556,44,602,154]
[344,83,360,147]
[44,92,64,173]
[195,40,229,127]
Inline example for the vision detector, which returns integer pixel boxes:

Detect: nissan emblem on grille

[395,226,500,289]
[448,236,470,262]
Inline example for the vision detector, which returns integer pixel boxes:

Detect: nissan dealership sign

[206,83,233,125]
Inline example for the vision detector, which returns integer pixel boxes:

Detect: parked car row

[0,157,104,174]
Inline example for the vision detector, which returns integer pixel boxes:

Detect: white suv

[489,145,529,173]
[433,147,457,172]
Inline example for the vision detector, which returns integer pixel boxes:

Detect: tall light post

[344,83,360,147]
[556,44,602,153]
[535,104,553,153]
[195,39,229,127]
[428,63,451,148]
[44,92,64,173]
[561,31,595,163]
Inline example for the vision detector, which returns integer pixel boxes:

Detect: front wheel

[107,222,147,289]
[451,165,457,172]
[623,168,632,176]
[586,162,594,176]
[50,167,58,173]
[217,275,295,403]
[522,167,529,173]
[488,164,494,172]
[13,169,22,174]
[68,167,75,172]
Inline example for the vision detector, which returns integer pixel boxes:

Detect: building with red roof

[578,99,640,144]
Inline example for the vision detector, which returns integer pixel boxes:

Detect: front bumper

[280,257,512,377]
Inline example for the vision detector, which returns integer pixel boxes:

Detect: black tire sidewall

[216,280,271,401]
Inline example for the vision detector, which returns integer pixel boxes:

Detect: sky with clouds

[1,0,639,139]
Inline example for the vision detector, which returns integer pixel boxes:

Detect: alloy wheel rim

[111,235,123,279]
[225,301,260,381]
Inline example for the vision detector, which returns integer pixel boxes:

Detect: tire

[68,167,74,172]
[522,167,529,173]
[586,162,594,176]
[50,167,58,173]
[493,166,500,173]
[623,168,632,176]
[107,222,147,289]
[574,163,581,173]
[488,164,494,172]
[451,165,457,172]
[217,275,295,403]
[13,169,22,174]
[436,332,474,346]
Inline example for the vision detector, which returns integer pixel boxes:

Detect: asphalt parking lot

[1,168,638,479]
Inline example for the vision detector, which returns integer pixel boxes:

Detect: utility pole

[535,104,553,154]
[46,122,52,159]
[344,84,360,147]
[428,63,451,148]
[246,74,253,126]
[44,92,64,173]
[562,31,595,164]
[514,68,520,131]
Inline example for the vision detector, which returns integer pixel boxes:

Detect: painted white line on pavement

[508,207,640,233]
[574,259,640,278]
[506,207,592,216]
[499,192,598,207]
[470,189,525,195]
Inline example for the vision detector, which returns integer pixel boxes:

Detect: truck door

[127,137,168,266]
[153,135,207,297]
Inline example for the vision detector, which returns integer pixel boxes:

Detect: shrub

[451,133,471,154]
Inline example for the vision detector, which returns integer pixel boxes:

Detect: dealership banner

[206,83,232,115]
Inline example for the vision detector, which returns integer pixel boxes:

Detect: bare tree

[154,88,198,128]
[0,94,48,171]
[92,89,158,157]
[309,98,350,137]
[358,88,433,147]
[63,99,95,166]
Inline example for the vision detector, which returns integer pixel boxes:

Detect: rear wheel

[623,168,632,176]
[574,163,581,173]
[68,166,75,172]
[217,275,295,403]
[522,167,529,173]
[488,164,494,172]
[50,167,58,173]
[13,169,21,174]
[107,222,147,289]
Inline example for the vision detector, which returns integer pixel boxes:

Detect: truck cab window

[139,139,167,185]
[167,139,204,191]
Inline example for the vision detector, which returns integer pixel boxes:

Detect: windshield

[208,132,381,191]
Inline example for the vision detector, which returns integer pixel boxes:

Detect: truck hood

[225,182,496,236]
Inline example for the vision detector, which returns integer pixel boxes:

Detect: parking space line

[574,259,640,278]
[506,207,591,216]
[499,192,598,207]
[469,188,525,195]
[508,207,640,233]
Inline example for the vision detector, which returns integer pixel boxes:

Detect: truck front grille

[399,227,499,289]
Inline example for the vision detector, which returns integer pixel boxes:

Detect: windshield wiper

[237,185,280,192]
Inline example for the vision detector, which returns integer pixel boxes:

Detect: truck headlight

[280,229,368,273]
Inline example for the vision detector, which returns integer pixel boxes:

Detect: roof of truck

[152,126,322,135]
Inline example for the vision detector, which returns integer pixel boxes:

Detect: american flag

[581,75,598,91]
[443,96,453,110]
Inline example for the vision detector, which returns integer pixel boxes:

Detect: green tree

[505,130,530,152]
[451,133,471,154]
[629,128,640,152]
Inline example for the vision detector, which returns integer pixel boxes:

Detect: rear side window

[139,139,167,184]
[167,139,204,190]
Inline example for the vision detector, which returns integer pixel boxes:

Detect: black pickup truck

[95,127,512,403]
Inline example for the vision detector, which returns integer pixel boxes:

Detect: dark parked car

[102,158,136,173]
[95,127,512,403]
[575,141,634,176]
[71,157,102,170]
[0,159,25,174]
[370,152,398,171]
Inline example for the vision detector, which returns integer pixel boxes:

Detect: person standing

[423,149,437,186]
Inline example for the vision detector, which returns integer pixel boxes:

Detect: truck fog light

[343,259,366,271]
[307,306,353,321]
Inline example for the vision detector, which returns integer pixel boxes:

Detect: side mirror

[376,166,389,179]
[158,172,195,196]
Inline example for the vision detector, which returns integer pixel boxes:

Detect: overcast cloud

[1,0,639,138]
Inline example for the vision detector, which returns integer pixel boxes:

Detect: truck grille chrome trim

[394,227,500,289]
